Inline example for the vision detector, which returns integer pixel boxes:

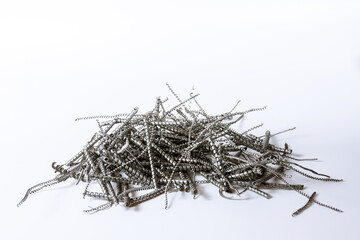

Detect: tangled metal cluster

[18,85,343,215]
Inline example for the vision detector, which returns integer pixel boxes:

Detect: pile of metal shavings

[18,86,343,215]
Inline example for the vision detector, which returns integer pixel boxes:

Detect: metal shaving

[18,86,343,215]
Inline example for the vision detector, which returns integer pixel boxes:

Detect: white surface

[1,1,360,240]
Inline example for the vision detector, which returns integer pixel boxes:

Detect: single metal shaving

[18,86,343,215]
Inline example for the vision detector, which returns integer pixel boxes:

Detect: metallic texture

[18,85,343,216]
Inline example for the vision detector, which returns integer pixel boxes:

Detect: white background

[1,1,360,239]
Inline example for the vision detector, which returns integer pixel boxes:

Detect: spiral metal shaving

[18,88,343,215]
